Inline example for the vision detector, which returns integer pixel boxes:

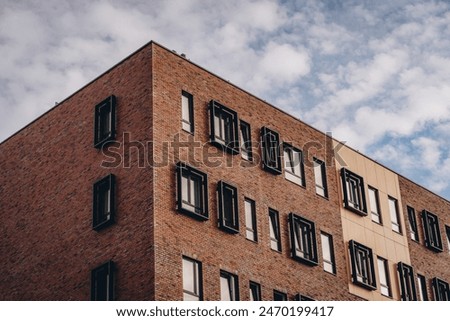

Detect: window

[313,158,328,197]
[261,127,282,174]
[269,208,281,252]
[244,198,257,242]
[93,174,116,231]
[321,232,336,274]
[388,197,401,234]
[91,261,115,301]
[349,240,376,290]
[176,162,208,220]
[220,271,239,301]
[283,143,305,186]
[217,181,239,233]
[94,95,116,148]
[446,225,450,253]
[209,100,239,154]
[239,121,252,161]
[432,277,450,301]
[181,91,194,133]
[417,274,428,301]
[368,187,382,224]
[288,213,318,265]
[407,206,419,242]
[397,262,417,301]
[377,257,391,297]
[249,281,261,301]
[421,210,443,252]
[182,257,202,301]
[273,290,287,301]
[294,294,315,301]
[341,168,367,216]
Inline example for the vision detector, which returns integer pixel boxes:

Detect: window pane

[181,95,190,121]
[220,276,231,301]
[314,160,325,196]
[446,226,450,253]
[377,257,390,296]
[182,259,195,293]
[417,275,428,301]
[368,187,381,223]
[321,233,334,273]
[388,197,400,233]
[245,199,256,241]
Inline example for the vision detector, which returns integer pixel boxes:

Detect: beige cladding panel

[333,141,411,301]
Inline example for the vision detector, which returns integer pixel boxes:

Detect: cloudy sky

[1,0,450,199]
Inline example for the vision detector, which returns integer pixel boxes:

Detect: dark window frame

[249,281,261,301]
[432,277,450,301]
[368,186,382,224]
[217,181,239,234]
[273,290,288,301]
[446,225,450,253]
[181,91,194,134]
[388,196,402,234]
[244,198,257,242]
[283,143,305,186]
[239,120,253,161]
[421,210,443,252]
[313,158,328,198]
[182,256,203,301]
[417,274,428,301]
[377,256,391,297]
[320,232,336,274]
[94,95,116,148]
[397,262,417,301]
[176,162,209,221]
[220,270,239,301]
[93,174,116,231]
[261,127,282,175]
[349,240,377,290]
[407,206,419,242]
[209,100,239,154]
[294,294,315,301]
[341,168,367,216]
[91,261,115,301]
[269,208,282,252]
[288,213,318,266]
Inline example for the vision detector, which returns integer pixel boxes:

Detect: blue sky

[1,0,450,199]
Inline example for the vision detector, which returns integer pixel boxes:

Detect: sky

[1,0,450,199]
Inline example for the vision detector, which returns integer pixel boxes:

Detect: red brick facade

[0,42,448,300]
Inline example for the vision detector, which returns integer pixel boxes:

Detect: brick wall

[0,44,155,300]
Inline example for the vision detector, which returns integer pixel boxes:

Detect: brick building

[0,41,449,301]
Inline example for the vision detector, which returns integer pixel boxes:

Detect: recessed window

[377,257,391,297]
[397,262,417,301]
[273,290,288,301]
[313,158,328,198]
[294,294,315,301]
[388,197,401,234]
[368,187,382,224]
[446,225,450,253]
[288,213,318,266]
[244,198,257,242]
[349,240,376,290]
[269,208,281,252]
[239,120,252,161]
[176,162,208,220]
[209,100,239,154]
[321,232,336,274]
[417,274,428,301]
[220,270,239,301]
[261,127,282,174]
[91,261,115,301]
[217,181,239,234]
[432,277,450,301]
[249,281,261,301]
[94,95,116,148]
[407,206,419,242]
[341,168,367,216]
[421,210,443,252]
[182,256,202,301]
[181,91,194,133]
[283,143,305,186]
[93,174,116,231]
